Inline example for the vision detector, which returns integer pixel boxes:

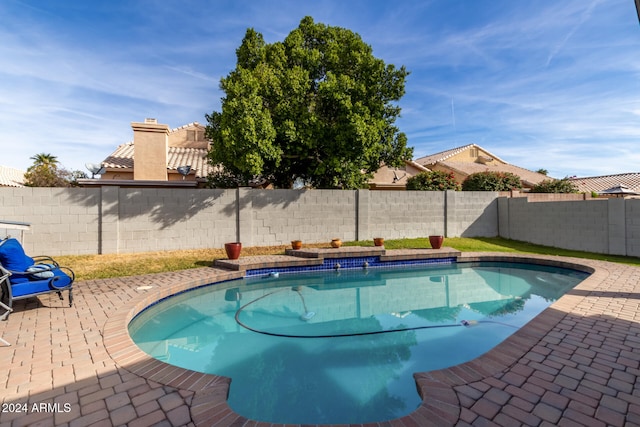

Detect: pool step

[214,247,461,272]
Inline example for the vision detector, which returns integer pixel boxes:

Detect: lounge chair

[0,238,75,321]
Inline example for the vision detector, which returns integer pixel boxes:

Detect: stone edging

[102,252,608,426]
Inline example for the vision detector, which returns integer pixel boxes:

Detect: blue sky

[1,0,639,178]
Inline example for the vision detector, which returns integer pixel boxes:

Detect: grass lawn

[56,237,640,282]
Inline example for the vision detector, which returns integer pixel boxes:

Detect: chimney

[131,119,170,181]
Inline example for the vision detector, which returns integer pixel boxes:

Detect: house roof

[368,160,430,189]
[102,142,213,179]
[439,161,550,187]
[100,122,214,179]
[414,143,550,187]
[0,165,25,187]
[414,143,508,166]
[569,172,640,194]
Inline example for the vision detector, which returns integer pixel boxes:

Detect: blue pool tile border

[245,256,457,277]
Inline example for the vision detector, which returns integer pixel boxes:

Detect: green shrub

[462,171,522,191]
[530,177,579,193]
[406,171,461,191]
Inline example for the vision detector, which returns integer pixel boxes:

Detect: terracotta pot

[373,237,384,247]
[291,240,302,250]
[429,235,444,250]
[331,238,342,248]
[224,242,242,260]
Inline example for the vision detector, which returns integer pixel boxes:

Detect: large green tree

[206,16,413,189]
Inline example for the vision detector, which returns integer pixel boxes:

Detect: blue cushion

[8,274,30,284]
[10,268,72,298]
[11,279,52,297]
[0,238,34,273]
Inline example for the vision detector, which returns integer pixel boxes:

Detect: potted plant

[428,235,444,250]
[331,238,342,248]
[224,242,242,260]
[291,240,302,250]
[373,237,384,247]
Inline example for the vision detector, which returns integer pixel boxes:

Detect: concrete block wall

[502,198,610,254]
[627,199,640,257]
[368,191,445,239]
[245,189,357,246]
[0,187,101,255]
[115,188,237,253]
[445,191,499,237]
[608,198,626,256]
[0,187,500,255]
[2,186,639,257]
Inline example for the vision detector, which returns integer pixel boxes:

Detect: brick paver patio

[1,252,639,426]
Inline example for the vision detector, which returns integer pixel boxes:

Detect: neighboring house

[569,172,640,196]
[86,121,556,191]
[80,119,214,187]
[0,165,25,187]
[368,160,431,190]
[414,144,550,190]
[88,117,430,190]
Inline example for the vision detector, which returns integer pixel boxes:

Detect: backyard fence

[0,187,638,257]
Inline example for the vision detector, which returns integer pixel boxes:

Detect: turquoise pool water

[129,261,588,424]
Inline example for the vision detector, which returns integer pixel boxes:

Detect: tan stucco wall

[445,146,504,165]
[132,121,169,181]
[168,125,208,149]
[101,171,134,180]
[369,162,429,189]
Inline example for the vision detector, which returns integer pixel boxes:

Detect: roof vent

[145,118,157,124]
[477,156,494,164]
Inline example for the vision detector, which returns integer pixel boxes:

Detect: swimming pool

[129,261,588,424]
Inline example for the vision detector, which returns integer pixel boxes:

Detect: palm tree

[29,153,59,168]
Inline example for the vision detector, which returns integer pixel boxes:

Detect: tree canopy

[24,153,85,187]
[461,171,523,191]
[30,153,59,168]
[206,16,413,189]
[406,171,460,191]
[530,177,578,193]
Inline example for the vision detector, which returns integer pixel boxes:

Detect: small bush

[530,177,579,193]
[462,171,522,191]
[406,171,460,191]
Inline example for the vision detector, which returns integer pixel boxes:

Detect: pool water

[129,262,588,424]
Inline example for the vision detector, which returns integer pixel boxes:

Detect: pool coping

[103,250,610,426]
[212,246,461,271]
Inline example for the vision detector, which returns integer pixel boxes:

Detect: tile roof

[0,165,25,187]
[569,172,640,193]
[414,143,508,165]
[440,161,550,187]
[414,144,549,187]
[102,142,134,169]
[102,142,213,178]
[171,122,204,132]
[167,147,213,178]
